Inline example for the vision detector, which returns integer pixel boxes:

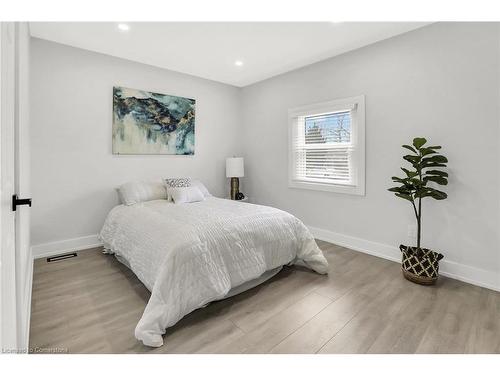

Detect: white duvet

[99,197,328,347]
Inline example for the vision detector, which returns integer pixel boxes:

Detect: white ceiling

[29,22,429,87]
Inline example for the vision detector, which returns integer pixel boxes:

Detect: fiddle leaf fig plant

[388,137,448,252]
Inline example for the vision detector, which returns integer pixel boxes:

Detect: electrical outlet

[407,224,417,240]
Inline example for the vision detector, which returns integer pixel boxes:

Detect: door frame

[0,21,19,352]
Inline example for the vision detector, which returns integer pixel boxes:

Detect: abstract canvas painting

[112,86,195,155]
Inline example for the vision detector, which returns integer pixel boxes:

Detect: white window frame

[288,95,365,196]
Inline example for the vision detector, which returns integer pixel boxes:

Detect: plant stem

[417,197,421,250]
[417,149,423,251]
[411,200,418,223]
[410,198,420,251]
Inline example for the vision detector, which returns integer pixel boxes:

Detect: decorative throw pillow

[191,179,212,198]
[117,181,167,206]
[164,178,192,201]
[169,186,205,204]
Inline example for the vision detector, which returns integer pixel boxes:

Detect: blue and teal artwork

[112,86,195,155]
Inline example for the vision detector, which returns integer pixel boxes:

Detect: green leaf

[413,137,427,149]
[425,170,448,177]
[388,187,406,193]
[403,155,420,165]
[409,178,423,186]
[430,190,448,200]
[395,193,414,202]
[421,162,447,169]
[402,145,417,153]
[391,178,417,191]
[423,175,448,185]
[391,176,408,183]
[420,148,437,156]
[423,155,448,164]
[389,186,414,195]
[401,167,418,178]
[415,188,447,200]
[426,145,442,150]
[414,189,434,198]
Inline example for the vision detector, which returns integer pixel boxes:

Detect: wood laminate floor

[29,240,500,354]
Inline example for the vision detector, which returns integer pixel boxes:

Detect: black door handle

[12,194,32,211]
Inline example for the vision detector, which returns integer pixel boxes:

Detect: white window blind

[292,108,355,186]
[288,95,365,195]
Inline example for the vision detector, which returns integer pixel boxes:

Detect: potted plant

[388,137,448,285]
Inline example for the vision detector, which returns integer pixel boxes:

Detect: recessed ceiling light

[234,60,244,67]
[118,23,130,32]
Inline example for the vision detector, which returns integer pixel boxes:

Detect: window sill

[289,179,365,196]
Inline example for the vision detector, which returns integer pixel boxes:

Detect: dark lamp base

[230,177,240,200]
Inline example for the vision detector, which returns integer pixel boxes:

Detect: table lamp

[226,157,244,200]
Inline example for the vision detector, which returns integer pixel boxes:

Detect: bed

[99,196,328,347]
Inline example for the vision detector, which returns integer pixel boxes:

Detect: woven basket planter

[400,245,444,285]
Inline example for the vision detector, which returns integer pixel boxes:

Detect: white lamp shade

[226,157,244,178]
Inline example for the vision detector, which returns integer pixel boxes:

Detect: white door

[1,21,31,352]
[0,21,19,352]
[14,22,31,350]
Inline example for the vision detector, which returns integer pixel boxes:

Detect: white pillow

[164,178,192,201]
[191,179,212,198]
[169,186,205,204]
[117,181,167,206]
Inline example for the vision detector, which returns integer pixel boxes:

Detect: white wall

[30,38,242,246]
[241,23,500,288]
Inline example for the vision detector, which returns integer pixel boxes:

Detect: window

[288,95,365,195]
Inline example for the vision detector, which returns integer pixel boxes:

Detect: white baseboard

[308,225,500,293]
[31,234,103,259]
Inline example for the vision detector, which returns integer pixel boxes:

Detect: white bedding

[99,197,328,347]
